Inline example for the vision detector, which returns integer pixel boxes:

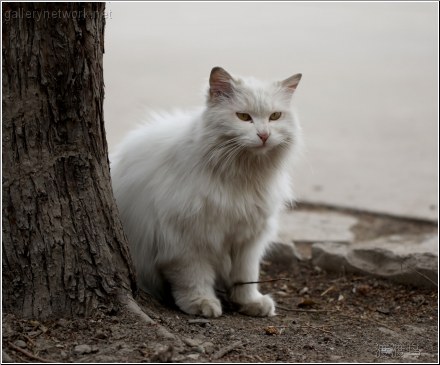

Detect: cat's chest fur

[149,134,290,254]
[203,179,271,240]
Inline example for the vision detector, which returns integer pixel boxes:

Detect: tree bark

[2,2,136,319]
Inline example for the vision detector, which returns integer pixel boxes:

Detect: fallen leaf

[297,298,316,308]
[264,326,279,335]
[357,284,372,296]
[29,320,40,327]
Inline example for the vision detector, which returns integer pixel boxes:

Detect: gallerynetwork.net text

[4,8,112,22]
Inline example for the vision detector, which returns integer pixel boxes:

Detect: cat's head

[204,67,302,155]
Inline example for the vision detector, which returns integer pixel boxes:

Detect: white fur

[110,69,302,317]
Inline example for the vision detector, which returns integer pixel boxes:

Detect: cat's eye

[236,112,252,122]
[269,112,282,121]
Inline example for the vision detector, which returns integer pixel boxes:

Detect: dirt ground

[2,208,438,363]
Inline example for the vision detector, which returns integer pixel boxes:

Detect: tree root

[7,342,54,363]
[212,340,243,360]
[118,292,180,341]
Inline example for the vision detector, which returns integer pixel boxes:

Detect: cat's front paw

[200,298,222,318]
[177,296,222,318]
[238,294,276,317]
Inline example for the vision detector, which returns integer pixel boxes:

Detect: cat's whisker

[213,144,241,172]
[204,138,245,173]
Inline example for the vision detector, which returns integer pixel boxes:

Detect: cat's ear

[209,67,234,100]
[281,73,302,93]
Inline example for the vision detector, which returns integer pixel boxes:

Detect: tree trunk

[2,2,136,319]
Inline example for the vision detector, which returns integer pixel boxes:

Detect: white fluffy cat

[110,67,302,318]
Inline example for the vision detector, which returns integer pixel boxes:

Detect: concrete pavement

[104,2,437,222]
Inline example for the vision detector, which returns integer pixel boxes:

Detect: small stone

[187,353,200,360]
[118,348,133,356]
[183,337,204,347]
[376,307,390,315]
[338,294,344,301]
[14,340,27,348]
[194,346,205,354]
[203,342,215,355]
[378,327,399,337]
[27,330,41,337]
[95,329,107,339]
[330,355,342,360]
[299,287,309,295]
[57,318,69,328]
[73,344,92,355]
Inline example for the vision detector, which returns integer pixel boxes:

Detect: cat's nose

[257,132,270,144]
